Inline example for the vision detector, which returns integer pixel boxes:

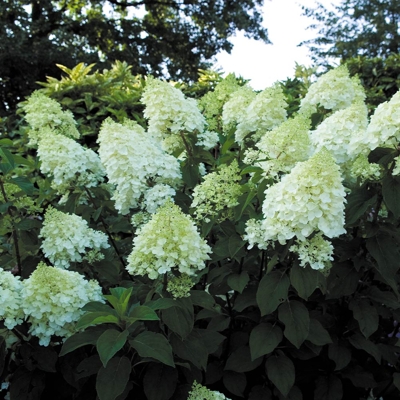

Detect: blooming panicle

[222,85,256,132]
[97,119,181,214]
[143,183,176,214]
[167,274,194,299]
[23,91,80,145]
[260,148,346,245]
[361,90,400,150]
[311,101,369,163]
[191,160,242,222]
[37,128,105,195]
[141,77,205,139]
[235,84,287,144]
[187,381,231,400]
[196,130,219,150]
[348,154,382,183]
[21,262,103,346]
[290,233,334,271]
[255,112,312,177]
[40,206,109,268]
[0,268,24,329]
[244,219,268,250]
[198,74,242,131]
[300,66,366,114]
[126,200,211,279]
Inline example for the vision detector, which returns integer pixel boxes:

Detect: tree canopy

[300,0,400,66]
[0,0,269,115]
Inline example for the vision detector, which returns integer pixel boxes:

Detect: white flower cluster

[0,269,24,329]
[97,119,182,214]
[37,128,105,194]
[167,274,194,299]
[244,219,268,250]
[362,90,400,150]
[311,102,369,163]
[222,85,256,132]
[260,149,346,244]
[392,155,400,176]
[143,184,176,214]
[191,161,242,222]
[22,262,103,346]
[235,84,287,144]
[142,78,205,139]
[126,201,211,279]
[23,92,80,146]
[40,207,109,268]
[187,382,231,400]
[255,113,312,177]
[196,130,219,150]
[300,66,365,114]
[290,233,334,271]
[349,154,382,183]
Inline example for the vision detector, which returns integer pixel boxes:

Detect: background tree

[300,0,400,66]
[0,0,269,116]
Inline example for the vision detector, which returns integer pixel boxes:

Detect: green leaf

[9,176,35,196]
[326,264,359,299]
[223,371,247,397]
[314,375,343,400]
[307,319,332,346]
[393,373,400,391]
[170,332,208,370]
[257,271,290,316]
[162,305,193,339]
[146,297,180,310]
[349,299,379,338]
[290,264,320,300]
[278,301,310,349]
[228,233,245,258]
[60,326,106,356]
[348,333,381,364]
[189,290,215,310]
[382,174,400,217]
[328,341,351,371]
[250,323,283,360]
[0,163,13,174]
[249,386,273,400]
[96,329,129,367]
[76,312,120,330]
[143,363,178,400]
[366,287,400,309]
[367,232,400,293]
[130,331,175,367]
[368,146,396,164]
[0,148,15,168]
[345,185,377,226]
[0,201,12,214]
[82,302,116,313]
[96,356,131,400]
[14,218,42,230]
[266,352,295,396]
[227,271,249,294]
[181,161,200,188]
[225,346,263,373]
[127,306,159,325]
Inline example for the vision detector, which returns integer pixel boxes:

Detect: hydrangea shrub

[0,64,400,400]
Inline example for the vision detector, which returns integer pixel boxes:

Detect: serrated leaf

[349,299,379,338]
[290,264,320,300]
[307,319,332,346]
[189,290,215,310]
[228,233,245,258]
[170,332,208,370]
[250,323,283,360]
[0,148,15,168]
[314,375,342,400]
[227,271,249,293]
[60,326,106,356]
[266,352,295,396]
[127,305,159,325]
[146,297,180,310]
[9,176,34,195]
[162,305,193,339]
[225,346,263,373]
[96,329,129,367]
[76,312,120,330]
[278,301,310,349]
[96,356,131,400]
[130,331,175,367]
[345,185,377,226]
[257,271,290,316]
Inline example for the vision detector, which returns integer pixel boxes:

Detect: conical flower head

[127,201,211,279]
[261,148,346,244]
[187,381,231,400]
[0,268,24,329]
[22,262,103,346]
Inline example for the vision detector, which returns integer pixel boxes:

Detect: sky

[214,0,341,89]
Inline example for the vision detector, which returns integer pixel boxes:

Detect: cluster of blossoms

[21,262,103,346]
[290,233,334,271]
[222,85,257,132]
[97,119,181,214]
[187,382,231,400]
[167,274,194,299]
[196,130,219,150]
[0,269,24,329]
[311,102,369,163]
[349,154,382,183]
[235,84,287,144]
[249,148,346,246]
[198,74,241,131]
[126,201,211,279]
[299,65,365,114]
[40,207,109,268]
[254,113,312,178]
[37,128,105,195]
[141,78,206,140]
[191,161,242,222]
[22,92,80,146]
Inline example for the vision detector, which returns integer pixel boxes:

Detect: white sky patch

[214,0,342,90]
